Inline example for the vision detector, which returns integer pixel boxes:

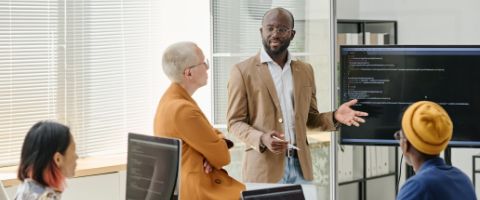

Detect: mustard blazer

[227,53,337,183]
[154,83,245,200]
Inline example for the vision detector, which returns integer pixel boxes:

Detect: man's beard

[262,38,291,56]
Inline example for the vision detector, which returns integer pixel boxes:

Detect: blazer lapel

[291,60,302,114]
[256,58,282,111]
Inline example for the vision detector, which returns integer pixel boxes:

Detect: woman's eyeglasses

[187,59,209,70]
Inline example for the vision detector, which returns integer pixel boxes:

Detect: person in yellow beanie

[396,101,476,200]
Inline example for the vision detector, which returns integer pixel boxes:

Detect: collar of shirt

[260,47,293,67]
[417,157,451,173]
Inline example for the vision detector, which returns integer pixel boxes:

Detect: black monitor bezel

[126,132,181,200]
[339,45,480,147]
[241,184,305,200]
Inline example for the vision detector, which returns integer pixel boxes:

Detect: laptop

[126,133,181,200]
[241,184,305,200]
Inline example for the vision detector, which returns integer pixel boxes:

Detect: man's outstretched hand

[335,99,369,127]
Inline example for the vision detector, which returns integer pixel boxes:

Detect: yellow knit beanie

[401,101,453,155]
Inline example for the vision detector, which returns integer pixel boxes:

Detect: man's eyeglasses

[263,26,292,35]
[394,130,405,141]
[187,59,209,70]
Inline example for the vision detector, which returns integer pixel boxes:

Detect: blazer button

[214,179,222,184]
[278,118,283,123]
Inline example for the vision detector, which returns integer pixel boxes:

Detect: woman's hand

[203,159,213,174]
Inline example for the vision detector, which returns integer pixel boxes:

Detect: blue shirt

[397,157,476,200]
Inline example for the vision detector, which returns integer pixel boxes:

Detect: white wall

[155,0,212,121]
[361,0,480,45]
[336,0,359,19]
[338,0,480,44]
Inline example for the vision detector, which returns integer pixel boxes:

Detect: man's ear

[53,152,63,167]
[404,140,411,153]
[290,29,296,40]
[399,139,408,153]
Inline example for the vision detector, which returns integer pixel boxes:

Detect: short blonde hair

[162,41,199,83]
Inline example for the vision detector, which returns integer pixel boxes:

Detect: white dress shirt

[260,48,296,146]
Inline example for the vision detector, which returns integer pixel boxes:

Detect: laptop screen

[126,133,181,200]
[241,184,305,200]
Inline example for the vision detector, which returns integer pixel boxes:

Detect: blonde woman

[154,42,245,200]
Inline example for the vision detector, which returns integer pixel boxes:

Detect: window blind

[0,0,59,166]
[64,0,158,156]
[0,0,160,166]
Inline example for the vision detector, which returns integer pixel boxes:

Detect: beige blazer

[227,53,336,182]
[155,83,245,200]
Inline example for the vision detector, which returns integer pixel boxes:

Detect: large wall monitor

[340,45,480,146]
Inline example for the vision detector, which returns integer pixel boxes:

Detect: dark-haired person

[227,7,368,183]
[396,101,476,200]
[154,41,245,200]
[15,121,78,200]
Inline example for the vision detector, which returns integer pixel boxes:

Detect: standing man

[227,7,368,183]
[396,101,476,200]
